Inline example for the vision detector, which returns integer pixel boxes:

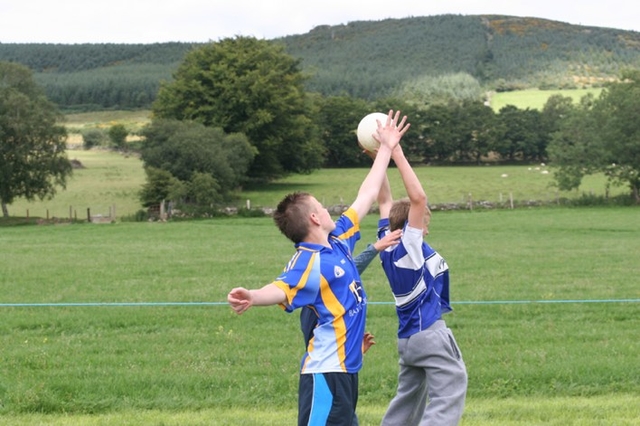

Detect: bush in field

[82,128,107,149]
[108,123,128,150]
[139,119,255,209]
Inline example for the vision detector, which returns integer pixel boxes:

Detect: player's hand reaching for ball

[373,110,409,152]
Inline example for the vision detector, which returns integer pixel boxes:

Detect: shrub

[82,128,107,149]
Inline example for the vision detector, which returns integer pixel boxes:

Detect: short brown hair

[388,198,411,232]
[273,192,314,243]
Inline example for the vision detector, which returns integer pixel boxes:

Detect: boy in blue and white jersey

[228,110,410,426]
[376,144,468,426]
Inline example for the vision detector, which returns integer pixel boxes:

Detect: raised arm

[378,173,393,220]
[391,145,427,230]
[350,110,409,220]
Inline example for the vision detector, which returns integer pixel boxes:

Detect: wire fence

[2,298,639,308]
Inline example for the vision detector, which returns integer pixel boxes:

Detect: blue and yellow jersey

[377,218,452,339]
[272,207,367,374]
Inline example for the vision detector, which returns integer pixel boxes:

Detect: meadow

[1,208,639,425]
[6,148,627,221]
[488,88,603,112]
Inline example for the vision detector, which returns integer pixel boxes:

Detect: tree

[315,95,371,168]
[394,72,484,106]
[547,96,600,190]
[587,71,640,202]
[549,72,640,203]
[82,128,107,150]
[492,105,545,162]
[0,61,72,217]
[108,124,128,150]
[139,166,178,208]
[421,103,456,163]
[447,100,496,163]
[140,119,256,204]
[152,36,324,181]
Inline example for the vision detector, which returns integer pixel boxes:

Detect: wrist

[391,145,404,158]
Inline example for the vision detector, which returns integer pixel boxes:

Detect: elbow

[413,190,427,207]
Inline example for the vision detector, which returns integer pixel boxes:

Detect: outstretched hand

[227,287,252,315]
[373,110,410,152]
[373,229,402,252]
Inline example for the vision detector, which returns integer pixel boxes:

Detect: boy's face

[309,196,335,232]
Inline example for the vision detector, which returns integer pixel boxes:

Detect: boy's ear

[309,212,321,226]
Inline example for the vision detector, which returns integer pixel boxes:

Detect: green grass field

[1,208,639,425]
[8,149,146,220]
[489,88,603,111]
[6,151,627,220]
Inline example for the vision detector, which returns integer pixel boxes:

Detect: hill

[2,14,640,110]
[279,15,640,98]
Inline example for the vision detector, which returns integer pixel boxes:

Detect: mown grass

[1,208,638,424]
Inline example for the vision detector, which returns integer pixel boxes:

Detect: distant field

[8,149,146,220]
[489,88,603,111]
[63,110,151,134]
[6,154,626,220]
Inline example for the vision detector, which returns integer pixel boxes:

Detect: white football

[356,112,387,152]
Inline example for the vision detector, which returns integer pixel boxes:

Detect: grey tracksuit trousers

[381,320,468,426]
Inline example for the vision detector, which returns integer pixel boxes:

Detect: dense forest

[2,14,640,111]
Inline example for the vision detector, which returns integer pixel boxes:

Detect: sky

[1,0,639,44]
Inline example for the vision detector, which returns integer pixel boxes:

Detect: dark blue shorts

[298,372,358,426]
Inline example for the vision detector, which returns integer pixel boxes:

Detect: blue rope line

[1,299,639,307]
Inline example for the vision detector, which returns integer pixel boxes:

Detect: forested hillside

[280,15,640,98]
[0,42,197,111]
[2,14,640,111]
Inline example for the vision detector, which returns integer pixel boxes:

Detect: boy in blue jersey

[298,230,402,426]
[228,110,410,426]
[299,229,402,354]
[376,144,467,426]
